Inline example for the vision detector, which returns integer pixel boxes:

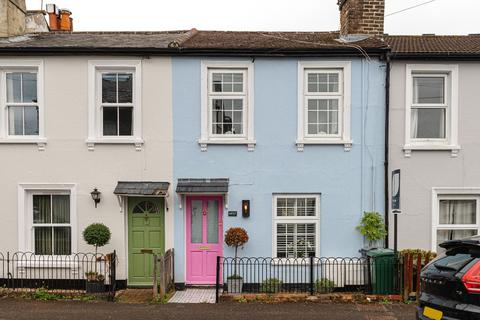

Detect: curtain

[440,200,476,225]
[33,195,51,223]
[35,227,52,255]
[52,195,70,223]
[54,227,71,255]
[411,108,418,138]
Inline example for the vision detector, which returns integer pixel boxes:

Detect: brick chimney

[338,0,384,36]
[46,4,73,31]
[0,0,27,37]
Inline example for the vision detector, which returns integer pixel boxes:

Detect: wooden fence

[399,250,436,302]
[153,249,174,299]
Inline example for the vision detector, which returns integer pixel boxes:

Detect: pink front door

[186,196,223,284]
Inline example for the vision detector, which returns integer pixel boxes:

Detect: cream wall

[388,61,480,251]
[0,56,173,279]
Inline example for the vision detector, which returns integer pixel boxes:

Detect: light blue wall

[172,57,386,283]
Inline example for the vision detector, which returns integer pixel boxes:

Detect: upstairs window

[101,72,133,136]
[199,61,255,151]
[297,61,352,152]
[87,60,143,151]
[404,65,459,157]
[7,72,39,136]
[411,75,447,140]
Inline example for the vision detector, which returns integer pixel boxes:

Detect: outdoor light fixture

[242,200,250,218]
[90,188,101,208]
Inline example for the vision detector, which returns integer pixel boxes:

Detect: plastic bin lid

[366,248,395,257]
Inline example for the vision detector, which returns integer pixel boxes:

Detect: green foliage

[82,223,111,250]
[27,287,65,301]
[315,278,335,294]
[260,278,283,293]
[356,212,387,242]
[227,274,243,280]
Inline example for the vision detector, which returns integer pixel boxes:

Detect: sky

[25,0,479,35]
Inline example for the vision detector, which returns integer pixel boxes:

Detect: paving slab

[168,288,216,303]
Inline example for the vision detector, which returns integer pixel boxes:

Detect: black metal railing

[216,256,399,302]
[0,251,117,301]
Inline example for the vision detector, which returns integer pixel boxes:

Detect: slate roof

[176,178,229,193]
[113,181,170,196]
[385,35,480,58]
[0,29,388,55]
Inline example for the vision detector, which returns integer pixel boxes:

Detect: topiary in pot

[356,212,387,249]
[225,227,249,293]
[83,223,111,293]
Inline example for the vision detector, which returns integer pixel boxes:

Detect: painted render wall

[172,57,386,283]
[0,56,173,280]
[388,61,480,251]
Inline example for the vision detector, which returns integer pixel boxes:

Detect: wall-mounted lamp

[90,188,101,208]
[242,200,250,218]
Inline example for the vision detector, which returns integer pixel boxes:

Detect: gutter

[391,53,480,61]
[0,47,389,57]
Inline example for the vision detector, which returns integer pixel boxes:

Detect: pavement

[0,297,416,320]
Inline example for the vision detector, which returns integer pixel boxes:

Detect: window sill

[198,139,256,152]
[403,144,461,158]
[86,138,144,151]
[296,139,353,152]
[0,138,47,151]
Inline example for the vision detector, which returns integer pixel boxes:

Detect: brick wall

[339,0,384,36]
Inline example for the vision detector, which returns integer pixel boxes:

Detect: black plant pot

[86,281,106,293]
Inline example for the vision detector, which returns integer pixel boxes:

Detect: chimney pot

[59,8,72,31]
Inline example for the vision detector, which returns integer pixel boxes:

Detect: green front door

[128,197,165,286]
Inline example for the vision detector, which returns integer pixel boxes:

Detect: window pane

[22,73,37,103]
[437,229,477,251]
[6,73,22,103]
[118,107,133,136]
[190,200,203,244]
[307,72,339,93]
[102,73,117,103]
[33,195,51,223]
[54,227,71,255]
[35,227,52,255]
[276,223,316,258]
[439,199,476,225]
[8,106,23,135]
[117,73,133,103]
[411,108,445,139]
[103,107,118,136]
[211,99,243,135]
[211,72,243,93]
[207,200,219,244]
[307,99,339,135]
[413,77,445,104]
[24,106,39,135]
[52,195,70,223]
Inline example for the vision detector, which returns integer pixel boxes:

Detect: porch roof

[175,178,229,194]
[113,181,170,196]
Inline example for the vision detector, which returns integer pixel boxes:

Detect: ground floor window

[434,195,480,251]
[273,194,320,258]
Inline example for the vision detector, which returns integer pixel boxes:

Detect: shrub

[356,212,387,247]
[225,227,249,278]
[83,223,111,255]
[260,278,282,294]
[315,278,335,294]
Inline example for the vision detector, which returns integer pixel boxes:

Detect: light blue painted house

[171,0,389,288]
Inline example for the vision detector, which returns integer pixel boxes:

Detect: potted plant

[260,278,283,293]
[83,223,111,293]
[225,227,249,294]
[356,212,387,249]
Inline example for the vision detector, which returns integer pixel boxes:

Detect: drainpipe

[384,51,391,248]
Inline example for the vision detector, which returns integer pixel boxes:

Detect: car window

[433,253,474,271]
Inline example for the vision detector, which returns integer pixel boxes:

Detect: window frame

[272,194,320,259]
[18,183,77,257]
[297,61,352,152]
[431,188,480,252]
[0,60,45,150]
[87,60,143,151]
[199,61,255,151]
[404,64,459,158]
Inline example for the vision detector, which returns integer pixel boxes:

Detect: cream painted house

[386,35,480,252]
[0,2,194,286]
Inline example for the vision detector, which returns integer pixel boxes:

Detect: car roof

[440,236,480,250]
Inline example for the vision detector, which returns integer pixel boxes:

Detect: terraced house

[385,35,480,252]
[0,0,390,289]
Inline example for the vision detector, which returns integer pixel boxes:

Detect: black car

[417,236,480,320]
